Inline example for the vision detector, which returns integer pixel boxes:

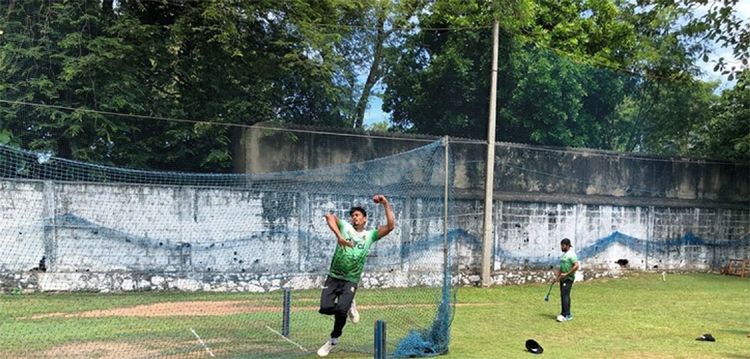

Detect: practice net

[0,139,457,359]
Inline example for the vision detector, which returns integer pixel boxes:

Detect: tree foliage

[650,0,749,82]
[337,0,427,129]
[382,0,638,147]
[0,0,356,171]
[0,0,746,171]
[695,71,750,160]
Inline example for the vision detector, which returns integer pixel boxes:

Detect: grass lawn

[447,272,750,359]
[0,272,747,358]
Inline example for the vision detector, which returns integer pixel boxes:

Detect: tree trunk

[353,14,389,129]
[625,81,660,152]
[5,0,15,15]
[102,0,114,16]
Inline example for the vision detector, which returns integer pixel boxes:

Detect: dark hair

[560,238,572,246]
[349,206,367,217]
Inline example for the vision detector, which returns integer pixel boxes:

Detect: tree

[382,0,528,138]
[103,0,357,170]
[502,46,635,148]
[0,0,358,172]
[650,0,749,81]
[365,121,391,132]
[331,0,427,129]
[381,0,637,147]
[613,1,713,154]
[0,0,137,161]
[693,70,750,160]
[641,78,719,157]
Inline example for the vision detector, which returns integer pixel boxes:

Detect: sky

[363,3,749,127]
[363,86,388,126]
[695,1,749,90]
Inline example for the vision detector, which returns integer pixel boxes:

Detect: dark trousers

[560,279,574,316]
[319,276,357,339]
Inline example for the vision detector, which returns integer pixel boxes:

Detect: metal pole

[481,20,499,287]
[443,136,449,272]
[282,288,291,337]
[374,319,387,359]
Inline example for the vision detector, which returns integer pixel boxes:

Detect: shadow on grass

[537,313,558,321]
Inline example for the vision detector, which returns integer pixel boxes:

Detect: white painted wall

[0,179,747,292]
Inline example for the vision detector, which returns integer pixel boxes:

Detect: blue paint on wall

[54,213,750,272]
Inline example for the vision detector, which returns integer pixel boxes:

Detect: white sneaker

[556,314,567,322]
[348,299,360,324]
[317,340,336,357]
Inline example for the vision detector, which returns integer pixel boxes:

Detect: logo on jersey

[346,230,367,250]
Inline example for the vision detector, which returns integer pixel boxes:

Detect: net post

[282,288,291,337]
[443,136,449,273]
[374,319,387,359]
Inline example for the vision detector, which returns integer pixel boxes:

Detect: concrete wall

[0,179,458,293]
[237,124,750,286]
[455,202,750,286]
[1,180,746,293]
[0,124,747,293]
[239,124,749,207]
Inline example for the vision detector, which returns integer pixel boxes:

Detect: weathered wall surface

[0,181,456,293]
[238,124,750,287]
[0,181,747,293]
[0,124,747,293]
[239,124,748,206]
[454,202,749,286]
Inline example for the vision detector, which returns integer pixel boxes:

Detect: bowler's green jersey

[328,219,379,284]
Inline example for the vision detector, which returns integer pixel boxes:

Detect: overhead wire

[1,98,740,165]
[0,2,738,157]
[0,99,438,144]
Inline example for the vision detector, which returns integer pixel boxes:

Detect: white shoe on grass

[317,340,336,357]
[556,314,567,322]
[348,299,360,324]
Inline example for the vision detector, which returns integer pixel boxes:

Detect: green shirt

[560,249,578,282]
[328,219,379,284]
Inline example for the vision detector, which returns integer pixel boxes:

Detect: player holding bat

[553,238,579,322]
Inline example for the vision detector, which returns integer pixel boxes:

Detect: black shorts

[319,276,357,314]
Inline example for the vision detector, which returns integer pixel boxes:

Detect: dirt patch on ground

[20,301,496,358]
[30,301,496,319]
[15,341,207,359]
[31,300,265,319]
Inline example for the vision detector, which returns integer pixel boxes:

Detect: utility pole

[482,20,499,287]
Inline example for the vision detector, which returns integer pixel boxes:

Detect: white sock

[330,337,339,345]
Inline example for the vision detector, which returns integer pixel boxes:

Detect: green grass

[0,273,748,358]
[448,272,750,359]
